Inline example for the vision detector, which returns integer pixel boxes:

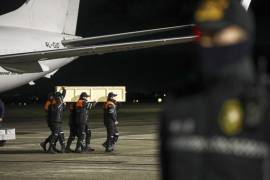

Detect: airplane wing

[62,24,195,47]
[0,35,196,73]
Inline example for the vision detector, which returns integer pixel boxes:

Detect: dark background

[0,0,269,102]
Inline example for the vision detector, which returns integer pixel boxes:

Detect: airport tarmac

[0,104,162,180]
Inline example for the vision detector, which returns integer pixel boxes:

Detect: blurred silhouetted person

[160,0,270,180]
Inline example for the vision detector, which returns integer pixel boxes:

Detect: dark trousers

[43,126,53,145]
[50,126,65,145]
[76,123,92,151]
[77,124,86,146]
[113,123,119,144]
[85,124,92,147]
[104,119,114,146]
[66,125,77,150]
[67,125,77,143]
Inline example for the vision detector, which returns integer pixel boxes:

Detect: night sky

[0,0,269,99]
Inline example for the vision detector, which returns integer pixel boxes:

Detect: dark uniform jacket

[69,105,77,127]
[44,99,56,127]
[49,103,65,127]
[75,99,95,125]
[44,89,66,127]
[161,80,270,180]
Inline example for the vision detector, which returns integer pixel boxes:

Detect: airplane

[0,0,251,93]
[0,0,197,93]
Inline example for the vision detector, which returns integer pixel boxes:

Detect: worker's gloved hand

[115,121,119,125]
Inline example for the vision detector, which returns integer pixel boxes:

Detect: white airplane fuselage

[0,0,252,94]
[0,27,78,92]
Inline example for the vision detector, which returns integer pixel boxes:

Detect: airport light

[158,98,163,103]
[133,99,139,103]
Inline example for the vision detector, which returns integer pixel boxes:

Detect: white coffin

[56,86,126,102]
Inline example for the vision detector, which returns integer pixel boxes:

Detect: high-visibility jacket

[103,100,117,123]
[44,99,56,112]
[75,99,94,125]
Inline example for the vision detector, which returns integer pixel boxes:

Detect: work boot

[105,142,114,152]
[65,142,73,153]
[47,134,58,154]
[40,142,47,152]
[59,143,65,153]
[47,145,57,154]
[85,145,95,152]
[75,141,84,153]
[113,135,119,145]
[75,148,81,153]
[75,133,86,153]
[105,145,114,152]
[75,146,83,153]
[85,132,94,152]
[65,141,74,153]
[65,148,73,153]
[47,148,57,154]
[102,141,107,148]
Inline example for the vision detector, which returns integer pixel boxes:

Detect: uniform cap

[54,92,62,99]
[80,92,89,98]
[108,92,117,98]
